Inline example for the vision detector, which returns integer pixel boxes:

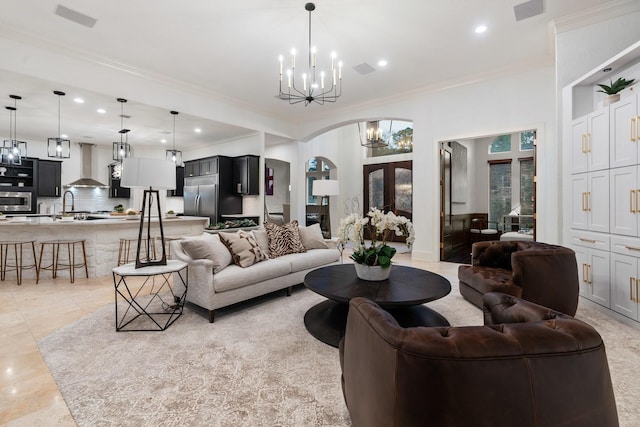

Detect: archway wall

[297,65,556,260]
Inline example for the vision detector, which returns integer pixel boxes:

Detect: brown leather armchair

[339,294,618,427]
[458,240,580,315]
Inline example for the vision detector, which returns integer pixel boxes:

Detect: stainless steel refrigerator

[184,176,219,224]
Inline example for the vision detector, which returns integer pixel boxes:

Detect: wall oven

[0,191,34,213]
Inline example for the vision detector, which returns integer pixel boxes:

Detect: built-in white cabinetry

[610,236,640,320]
[565,41,640,325]
[571,231,611,308]
[570,171,609,232]
[610,90,640,168]
[571,108,609,174]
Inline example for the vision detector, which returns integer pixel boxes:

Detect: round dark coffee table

[304,264,451,347]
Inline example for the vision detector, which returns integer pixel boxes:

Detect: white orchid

[337,208,415,267]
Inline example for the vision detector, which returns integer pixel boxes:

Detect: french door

[363,161,412,241]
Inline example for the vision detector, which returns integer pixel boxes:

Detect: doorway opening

[440,130,537,263]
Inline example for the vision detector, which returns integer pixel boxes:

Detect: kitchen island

[0,215,208,279]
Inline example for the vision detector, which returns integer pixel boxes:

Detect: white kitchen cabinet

[571,107,609,174]
[610,165,638,235]
[610,235,640,320]
[570,170,609,232]
[610,90,640,169]
[572,231,611,308]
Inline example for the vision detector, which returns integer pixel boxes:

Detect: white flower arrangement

[338,208,414,268]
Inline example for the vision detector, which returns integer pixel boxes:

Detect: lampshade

[121,158,176,190]
[312,179,340,196]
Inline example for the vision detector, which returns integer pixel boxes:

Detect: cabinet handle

[637,115,640,143]
[115,188,117,197]
[637,189,640,214]
[631,117,636,142]
[624,245,640,251]
[637,278,639,303]
[237,183,242,193]
[586,191,591,212]
[55,186,59,196]
[631,278,636,302]
[631,190,636,213]
[582,263,587,284]
[581,192,586,211]
[579,238,596,244]
[586,133,591,153]
[582,134,586,153]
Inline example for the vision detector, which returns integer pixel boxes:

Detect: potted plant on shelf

[338,208,414,281]
[597,77,635,106]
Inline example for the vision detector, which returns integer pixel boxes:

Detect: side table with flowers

[337,208,414,281]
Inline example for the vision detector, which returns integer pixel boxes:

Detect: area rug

[39,275,640,426]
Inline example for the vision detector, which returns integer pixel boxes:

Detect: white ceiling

[0,0,616,151]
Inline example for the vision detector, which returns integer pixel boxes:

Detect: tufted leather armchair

[339,293,618,427]
[458,240,580,315]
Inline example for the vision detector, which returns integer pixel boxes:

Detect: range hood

[64,143,109,188]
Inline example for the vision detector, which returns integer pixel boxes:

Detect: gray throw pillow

[181,233,232,273]
[298,223,329,250]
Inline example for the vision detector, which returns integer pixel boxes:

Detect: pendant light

[1,95,27,165]
[358,120,392,148]
[165,110,182,165]
[47,91,71,158]
[112,98,131,161]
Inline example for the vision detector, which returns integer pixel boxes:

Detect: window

[520,130,535,151]
[368,120,414,157]
[489,135,511,153]
[306,157,332,204]
[488,160,512,225]
[519,158,534,219]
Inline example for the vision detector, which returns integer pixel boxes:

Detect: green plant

[114,204,124,213]
[596,77,635,95]
[166,210,175,214]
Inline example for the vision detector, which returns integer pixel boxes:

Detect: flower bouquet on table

[338,208,414,281]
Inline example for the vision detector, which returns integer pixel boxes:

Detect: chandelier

[2,95,27,165]
[112,98,131,161]
[47,90,71,158]
[278,3,343,106]
[165,110,183,165]
[359,120,392,148]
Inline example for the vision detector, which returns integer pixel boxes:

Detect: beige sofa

[171,224,340,322]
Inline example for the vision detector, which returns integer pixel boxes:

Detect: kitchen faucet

[62,190,75,216]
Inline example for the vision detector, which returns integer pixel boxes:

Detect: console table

[112,260,188,331]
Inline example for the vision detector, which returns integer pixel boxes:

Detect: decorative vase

[603,94,620,106]
[354,263,391,281]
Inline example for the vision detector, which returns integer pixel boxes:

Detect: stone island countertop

[0,216,208,279]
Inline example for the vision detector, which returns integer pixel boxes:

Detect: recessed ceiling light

[160,139,167,144]
[194,128,202,133]
[61,134,68,138]
[378,59,388,67]
[96,108,106,114]
[73,97,85,104]
[475,25,488,34]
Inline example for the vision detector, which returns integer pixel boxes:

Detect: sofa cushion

[299,223,329,250]
[458,265,520,297]
[181,233,232,273]
[277,248,341,273]
[213,258,292,292]
[251,229,271,257]
[475,242,517,270]
[264,220,306,257]
[219,230,268,268]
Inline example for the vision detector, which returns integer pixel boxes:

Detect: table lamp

[121,158,176,268]
[312,179,340,238]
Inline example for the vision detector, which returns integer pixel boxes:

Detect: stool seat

[37,240,88,283]
[0,240,38,285]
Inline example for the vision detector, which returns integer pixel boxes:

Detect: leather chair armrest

[483,292,568,325]
[470,241,493,265]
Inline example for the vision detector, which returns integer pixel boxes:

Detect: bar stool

[37,240,88,283]
[163,236,183,260]
[118,238,156,266]
[0,240,38,285]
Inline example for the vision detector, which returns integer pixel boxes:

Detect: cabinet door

[610,253,639,320]
[185,161,199,177]
[574,246,589,299]
[610,94,638,168]
[571,174,588,230]
[37,160,61,197]
[610,165,638,236]
[589,249,611,308]
[233,156,259,195]
[571,116,588,174]
[200,158,218,176]
[588,170,609,233]
[588,108,609,171]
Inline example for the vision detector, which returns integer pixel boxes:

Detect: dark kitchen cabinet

[199,157,218,176]
[233,155,260,195]
[167,166,184,197]
[184,160,199,177]
[109,164,130,198]
[37,159,62,197]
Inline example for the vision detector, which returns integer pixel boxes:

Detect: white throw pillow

[181,233,232,273]
[251,229,271,258]
[298,223,329,250]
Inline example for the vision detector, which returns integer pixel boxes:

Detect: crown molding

[554,0,640,33]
